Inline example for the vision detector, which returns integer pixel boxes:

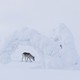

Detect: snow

[0,24,80,69]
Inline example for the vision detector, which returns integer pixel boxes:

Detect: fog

[0,0,80,80]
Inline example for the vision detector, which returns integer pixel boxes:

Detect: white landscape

[0,0,80,80]
[0,24,80,70]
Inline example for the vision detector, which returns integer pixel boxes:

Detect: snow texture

[0,24,80,69]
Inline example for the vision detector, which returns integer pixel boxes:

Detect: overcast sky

[0,0,80,55]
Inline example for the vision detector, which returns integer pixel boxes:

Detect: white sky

[0,0,80,55]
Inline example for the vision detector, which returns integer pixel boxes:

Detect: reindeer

[22,52,35,62]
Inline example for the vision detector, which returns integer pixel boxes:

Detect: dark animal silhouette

[22,52,35,62]
[60,44,62,49]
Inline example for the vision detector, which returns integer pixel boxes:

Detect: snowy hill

[0,25,80,69]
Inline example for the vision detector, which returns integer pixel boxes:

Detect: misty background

[0,0,80,80]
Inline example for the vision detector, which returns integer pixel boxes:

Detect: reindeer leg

[30,58,32,62]
[25,57,27,62]
[22,56,24,62]
[26,57,28,62]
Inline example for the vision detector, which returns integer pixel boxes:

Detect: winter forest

[0,24,80,70]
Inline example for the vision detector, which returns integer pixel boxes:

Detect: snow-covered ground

[0,0,80,80]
